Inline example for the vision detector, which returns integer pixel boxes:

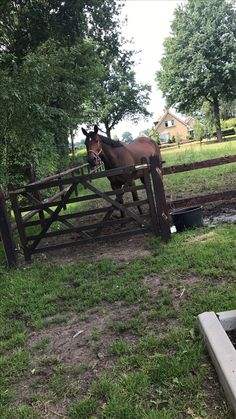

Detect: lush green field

[0,140,236,418]
[161,139,236,166]
[162,140,236,197]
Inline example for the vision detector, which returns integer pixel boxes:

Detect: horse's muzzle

[88,155,97,167]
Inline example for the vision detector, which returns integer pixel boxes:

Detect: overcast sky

[114,0,185,138]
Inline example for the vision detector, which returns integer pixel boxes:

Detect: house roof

[154,109,189,130]
[185,116,194,125]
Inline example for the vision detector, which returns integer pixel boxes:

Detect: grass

[0,224,235,417]
[162,138,236,166]
[162,139,236,196]
[0,140,236,417]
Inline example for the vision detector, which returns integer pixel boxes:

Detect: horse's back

[126,136,161,164]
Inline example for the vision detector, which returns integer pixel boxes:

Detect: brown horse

[82,125,162,213]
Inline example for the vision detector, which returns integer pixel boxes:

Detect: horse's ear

[94,125,98,134]
[82,127,88,136]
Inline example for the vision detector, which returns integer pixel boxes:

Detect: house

[154,109,194,143]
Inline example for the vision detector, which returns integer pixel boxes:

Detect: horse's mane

[99,134,124,148]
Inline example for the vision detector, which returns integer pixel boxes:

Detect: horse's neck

[101,142,119,169]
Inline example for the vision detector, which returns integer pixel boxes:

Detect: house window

[164,120,175,128]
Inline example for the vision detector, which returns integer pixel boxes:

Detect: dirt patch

[143,272,202,310]
[14,302,142,417]
[44,232,152,265]
[143,274,161,297]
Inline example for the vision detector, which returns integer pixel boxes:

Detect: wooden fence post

[141,158,160,236]
[8,183,31,261]
[30,165,45,227]
[0,185,17,268]
[58,175,67,209]
[150,155,171,242]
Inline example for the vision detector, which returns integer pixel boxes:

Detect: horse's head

[82,125,102,167]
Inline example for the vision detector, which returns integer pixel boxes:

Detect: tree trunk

[105,123,111,138]
[213,97,222,142]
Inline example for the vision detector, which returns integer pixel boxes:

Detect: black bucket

[170,206,203,232]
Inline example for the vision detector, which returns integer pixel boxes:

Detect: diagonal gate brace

[29,182,83,251]
[80,180,149,229]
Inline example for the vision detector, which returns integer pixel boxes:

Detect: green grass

[0,140,236,417]
[162,139,236,196]
[162,138,236,166]
[0,224,235,417]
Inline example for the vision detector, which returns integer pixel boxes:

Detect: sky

[113,0,185,138]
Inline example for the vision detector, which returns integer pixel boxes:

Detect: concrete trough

[198,310,236,414]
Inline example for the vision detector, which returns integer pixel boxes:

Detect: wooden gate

[8,156,171,262]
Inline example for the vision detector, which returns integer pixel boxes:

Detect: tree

[122,131,133,144]
[220,99,236,120]
[142,128,160,145]
[192,119,205,141]
[84,49,152,137]
[156,0,236,142]
[0,0,126,185]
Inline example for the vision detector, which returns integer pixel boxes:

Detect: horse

[81,125,162,215]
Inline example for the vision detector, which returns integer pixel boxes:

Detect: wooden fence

[164,155,236,210]
[1,156,170,266]
[0,154,236,268]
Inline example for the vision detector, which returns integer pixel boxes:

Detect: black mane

[99,134,124,148]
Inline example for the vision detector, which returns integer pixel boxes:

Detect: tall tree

[85,51,152,137]
[122,131,133,144]
[156,0,236,141]
[0,0,125,185]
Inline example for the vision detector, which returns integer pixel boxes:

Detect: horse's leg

[130,180,143,215]
[112,182,126,218]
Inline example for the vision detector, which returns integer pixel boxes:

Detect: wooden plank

[24,198,148,228]
[29,165,45,227]
[30,227,150,254]
[22,192,75,230]
[28,182,78,252]
[0,185,17,268]
[150,155,171,242]
[20,185,146,212]
[11,209,39,231]
[163,155,236,176]
[22,164,141,192]
[27,163,90,186]
[8,183,31,261]
[58,175,67,210]
[27,216,138,240]
[11,187,72,231]
[141,158,160,236]
[24,205,113,227]
[167,189,236,209]
[80,179,150,229]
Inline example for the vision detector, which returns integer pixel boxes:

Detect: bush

[221,118,236,129]
[212,127,235,137]
[168,136,176,144]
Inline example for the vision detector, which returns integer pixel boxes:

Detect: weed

[110,339,130,356]
[68,397,98,418]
